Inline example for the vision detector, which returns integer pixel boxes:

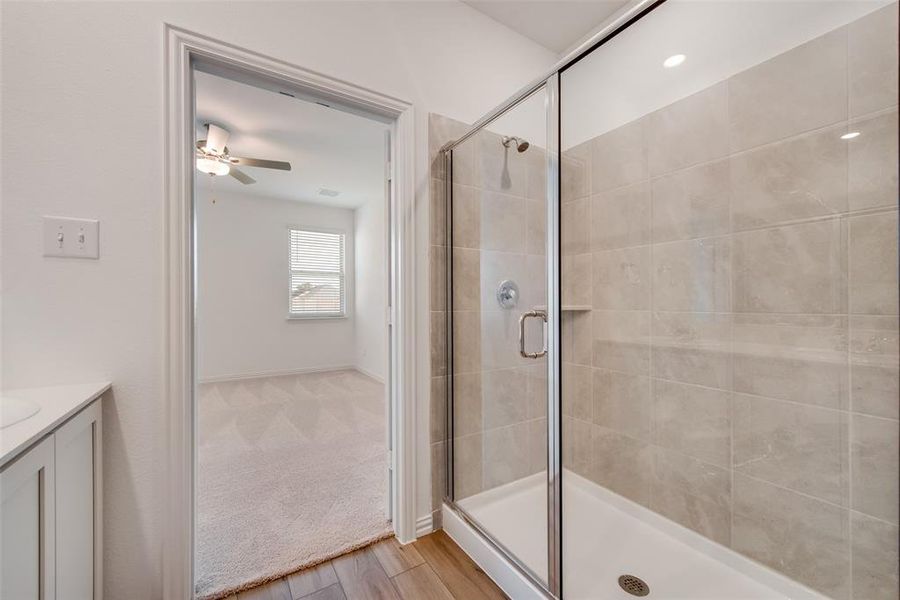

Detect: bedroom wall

[196,189,356,381]
[0,2,556,596]
[353,197,388,382]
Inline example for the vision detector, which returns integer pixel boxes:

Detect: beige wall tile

[851,512,899,600]
[592,246,650,309]
[451,248,480,311]
[562,254,591,307]
[526,146,548,202]
[527,418,548,475]
[480,310,526,370]
[451,184,480,249]
[851,413,899,524]
[648,82,729,176]
[480,191,525,253]
[429,113,471,182]
[652,236,731,312]
[525,197,546,255]
[731,125,848,230]
[590,117,647,193]
[733,218,848,314]
[652,311,732,390]
[650,449,731,545]
[430,246,446,311]
[849,3,899,117]
[591,183,651,251]
[733,474,850,599]
[729,28,847,152]
[592,310,650,374]
[453,434,482,499]
[451,310,481,374]
[651,159,731,243]
[525,364,548,420]
[562,363,592,422]
[430,178,447,247]
[563,416,592,476]
[453,372,482,437]
[848,110,899,212]
[483,422,531,489]
[733,314,849,409]
[431,376,447,443]
[590,426,652,505]
[432,441,446,510]
[733,393,848,505]
[592,368,650,441]
[652,379,731,468]
[562,197,591,255]
[432,311,447,378]
[482,368,528,429]
[562,310,592,367]
[849,210,899,315]
[561,140,591,202]
[851,314,899,419]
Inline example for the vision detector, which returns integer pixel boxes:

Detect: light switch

[43,216,100,259]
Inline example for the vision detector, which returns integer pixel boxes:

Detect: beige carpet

[195,369,392,600]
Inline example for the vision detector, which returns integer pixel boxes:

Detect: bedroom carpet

[195,369,391,600]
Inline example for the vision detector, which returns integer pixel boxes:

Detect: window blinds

[289,228,345,317]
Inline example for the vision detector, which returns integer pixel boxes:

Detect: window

[288,228,346,318]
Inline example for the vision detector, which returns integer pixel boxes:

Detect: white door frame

[163,25,417,599]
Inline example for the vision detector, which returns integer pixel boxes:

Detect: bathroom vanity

[1,382,109,600]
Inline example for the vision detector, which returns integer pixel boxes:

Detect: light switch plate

[43,216,100,259]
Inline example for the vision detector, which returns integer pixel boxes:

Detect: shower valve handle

[519,310,548,359]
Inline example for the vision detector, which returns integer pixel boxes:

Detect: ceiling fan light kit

[195,123,292,185]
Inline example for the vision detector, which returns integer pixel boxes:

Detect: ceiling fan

[195,123,292,184]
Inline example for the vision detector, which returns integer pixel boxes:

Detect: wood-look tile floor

[229,531,508,600]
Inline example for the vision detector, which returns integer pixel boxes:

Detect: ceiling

[194,71,387,209]
[462,0,629,54]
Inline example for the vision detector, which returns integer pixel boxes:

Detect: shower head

[501,136,530,153]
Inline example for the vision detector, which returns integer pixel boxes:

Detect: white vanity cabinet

[1,390,104,600]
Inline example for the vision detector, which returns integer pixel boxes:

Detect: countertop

[1,381,111,468]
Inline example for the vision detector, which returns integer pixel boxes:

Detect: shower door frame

[441,76,563,598]
[440,1,664,598]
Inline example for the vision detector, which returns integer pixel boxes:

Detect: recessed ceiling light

[663,54,686,68]
[841,131,860,140]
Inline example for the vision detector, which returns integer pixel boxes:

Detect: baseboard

[198,364,355,384]
[415,513,434,538]
[353,365,385,384]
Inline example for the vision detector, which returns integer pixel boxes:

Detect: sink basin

[1,397,41,428]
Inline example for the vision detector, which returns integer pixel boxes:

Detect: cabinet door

[1,435,56,600]
[55,399,102,600]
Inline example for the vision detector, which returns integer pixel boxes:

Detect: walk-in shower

[437,1,899,599]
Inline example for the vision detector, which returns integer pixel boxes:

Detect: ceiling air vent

[318,188,340,198]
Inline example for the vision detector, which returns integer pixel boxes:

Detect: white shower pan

[447,470,828,600]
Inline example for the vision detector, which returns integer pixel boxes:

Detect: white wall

[353,198,387,382]
[196,189,356,381]
[0,2,555,597]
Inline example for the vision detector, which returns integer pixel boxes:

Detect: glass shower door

[559,2,899,599]
[446,85,558,591]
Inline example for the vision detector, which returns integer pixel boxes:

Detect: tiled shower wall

[560,5,898,599]
[429,115,550,521]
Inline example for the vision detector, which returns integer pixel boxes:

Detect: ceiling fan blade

[230,156,292,171]
[205,123,230,154]
[229,167,256,185]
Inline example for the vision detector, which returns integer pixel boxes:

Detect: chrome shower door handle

[519,309,548,359]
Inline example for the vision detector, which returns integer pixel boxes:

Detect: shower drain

[618,574,650,597]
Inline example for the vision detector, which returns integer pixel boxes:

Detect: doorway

[162,26,418,600]
[192,67,396,598]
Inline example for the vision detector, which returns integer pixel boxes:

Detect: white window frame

[286,225,348,320]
